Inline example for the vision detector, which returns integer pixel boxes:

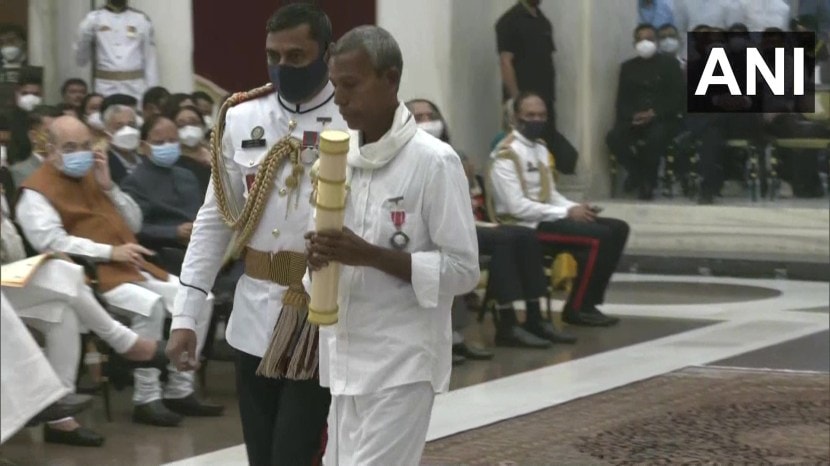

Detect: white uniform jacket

[75,7,158,101]
[174,83,347,358]
[489,130,577,229]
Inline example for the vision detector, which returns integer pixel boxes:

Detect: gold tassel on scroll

[308,130,350,326]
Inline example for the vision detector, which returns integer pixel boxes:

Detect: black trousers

[235,350,331,466]
[477,225,548,307]
[685,113,764,195]
[606,120,673,190]
[536,217,629,312]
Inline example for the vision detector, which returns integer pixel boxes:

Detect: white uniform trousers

[1,293,69,444]
[93,78,147,104]
[2,260,139,389]
[325,382,434,466]
[104,273,212,404]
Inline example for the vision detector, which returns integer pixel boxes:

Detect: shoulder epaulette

[223,83,276,110]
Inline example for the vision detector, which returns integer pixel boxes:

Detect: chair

[769,87,830,200]
[480,154,577,323]
[725,139,764,201]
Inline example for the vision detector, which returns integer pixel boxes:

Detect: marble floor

[1,274,827,466]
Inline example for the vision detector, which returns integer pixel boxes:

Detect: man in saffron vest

[16,115,222,427]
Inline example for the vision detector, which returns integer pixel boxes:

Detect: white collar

[511,129,538,148]
[273,81,336,115]
[32,152,44,163]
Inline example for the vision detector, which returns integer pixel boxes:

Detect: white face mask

[1,46,22,62]
[417,120,444,139]
[178,125,205,148]
[635,40,658,59]
[86,112,104,130]
[110,126,140,151]
[659,37,680,54]
[17,94,42,112]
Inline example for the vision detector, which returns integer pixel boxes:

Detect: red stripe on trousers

[311,422,328,466]
[536,232,600,311]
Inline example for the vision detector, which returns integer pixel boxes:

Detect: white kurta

[489,130,577,229]
[17,184,142,262]
[75,7,158,101]
[319,127,480,397]
[1,292,69,444]
[174,83,347,357]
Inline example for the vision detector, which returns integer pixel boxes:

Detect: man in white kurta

[308,26,479,465]
[16,116,217,427]
[74,0,158,102]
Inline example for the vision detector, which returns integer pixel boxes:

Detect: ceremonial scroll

[308,130,350,326]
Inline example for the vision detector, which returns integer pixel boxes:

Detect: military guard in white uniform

[75,0,158,102]
[307,26,480,465]
[490,92,629,328]
[168,5,346,465]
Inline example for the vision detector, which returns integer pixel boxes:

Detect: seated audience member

[60,78,88,112]
[491,93,628,327]
[491,99,516,150]
[191,91,216,127]
[16,116,222,427]
[407,99,574,348]
[405,98,494,363]
[0,23,28,69]
[162,93,195,118]
[2,194,165,446]
[56,103,78,117]
[9,105,61,188]
[122,116,203,274]
[606,24,683,200]
[101,93,140,117]
[80,92,104,131]
[170,105,211,196]
[462,151,576,347]
[142,86,170,120]
[8,69,43,164]
[657,23,684,67]
[1,292,91,445]
[102,103,143,184]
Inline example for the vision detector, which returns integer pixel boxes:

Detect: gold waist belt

[243,248,306,288]
[95,69,143,81]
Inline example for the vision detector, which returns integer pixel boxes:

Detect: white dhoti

[325,382,435,466]
[103,272,213,404]
[1,292,69,444]
[2,259,139,389]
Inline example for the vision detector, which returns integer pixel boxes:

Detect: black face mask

[517,119,547,141]
[109,0,127,9]
[268,51,328,104]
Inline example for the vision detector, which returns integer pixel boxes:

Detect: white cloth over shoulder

[319,102,480,396]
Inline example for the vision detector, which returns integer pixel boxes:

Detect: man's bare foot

[46,417,80,432]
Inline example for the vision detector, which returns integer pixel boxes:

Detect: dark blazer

[108,150,133,185]
[121,161,204,248]
[614,53,684,124]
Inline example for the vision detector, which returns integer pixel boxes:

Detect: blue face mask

[60,151,94,178]
[150,142,181,167]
